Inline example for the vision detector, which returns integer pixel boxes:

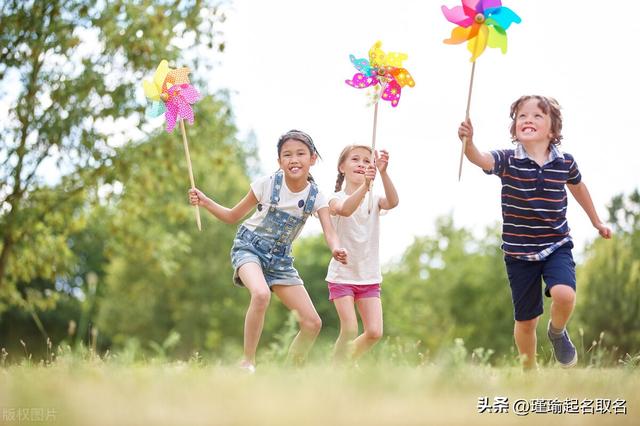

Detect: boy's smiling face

[515,98,553,145]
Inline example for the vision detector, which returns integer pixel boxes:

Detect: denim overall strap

[270,179,319,256]
[301,180,318,220]
[269,170,284,207]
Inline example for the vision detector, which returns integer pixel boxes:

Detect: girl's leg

[237,262,272,366]
[514,316,539,369]
[272,285,322,365]
[352,297,383,360]
[332,296,358,362]
[549,284,575,330]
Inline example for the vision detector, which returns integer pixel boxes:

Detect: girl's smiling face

[515,98,553,144]
[278,139,316,180]
[339,147,372,186]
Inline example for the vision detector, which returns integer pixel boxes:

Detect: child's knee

[550,285,576,305]
[301,314,322,334]
[251,290,271,309]
[364,327,383,342]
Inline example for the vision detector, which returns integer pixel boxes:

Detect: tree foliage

[382,216,514,357]
[576,190,640,354]
[0,0,225,309]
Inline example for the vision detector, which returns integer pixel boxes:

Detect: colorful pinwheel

[345,41,414,212]
[345,41,415,107]
[142,59,203,230]
[441,1,520,180]
[442,0,521,62]
[143,59,201,132]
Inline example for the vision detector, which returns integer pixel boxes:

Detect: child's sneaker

[547,321,577,368]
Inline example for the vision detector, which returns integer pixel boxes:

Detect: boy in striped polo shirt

[458,95,612,370]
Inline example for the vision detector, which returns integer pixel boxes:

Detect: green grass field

[2,353,638,425]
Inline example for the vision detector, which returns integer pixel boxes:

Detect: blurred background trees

[1,1,638,364]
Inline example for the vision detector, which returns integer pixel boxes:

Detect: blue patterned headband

[277,130,321,159]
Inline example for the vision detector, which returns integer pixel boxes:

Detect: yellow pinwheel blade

[143,79,161,101]
[154,60,169,89]
[468,25,488,62]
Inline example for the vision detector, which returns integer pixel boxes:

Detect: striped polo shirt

[485,144,582,261]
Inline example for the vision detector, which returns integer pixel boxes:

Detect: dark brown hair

[509,95,563,145]
[334,144,373,192]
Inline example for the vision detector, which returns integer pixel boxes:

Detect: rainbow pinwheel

[441,1,520,180]
[345,41,415,107]
[143,59,201,132]
[142,59,203,230]
[442,0,521,62]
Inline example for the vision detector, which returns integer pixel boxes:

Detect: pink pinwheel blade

[346,73,379,89]
[381,80,402,107]
[178,84,201,105]
[165,101,179,132]
[462,0,482,12]
[177,99,195,125]
[441,5,475,27]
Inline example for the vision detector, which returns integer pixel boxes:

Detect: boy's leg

[549,284,576,330]
[505,256,545,370]
[332,296,358,362]
[352,297,383,360]
[514,317,539,369]
[544,245,578,367]
[237,262,272,368]
[272,284,322,365]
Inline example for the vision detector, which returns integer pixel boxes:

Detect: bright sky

[201,0,640,264]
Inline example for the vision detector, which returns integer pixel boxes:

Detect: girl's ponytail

[334,172,345,192]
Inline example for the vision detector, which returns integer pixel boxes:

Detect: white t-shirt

[242,174,328,231]
[325,190,384,285]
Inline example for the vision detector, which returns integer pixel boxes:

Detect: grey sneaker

[547,321,577,368]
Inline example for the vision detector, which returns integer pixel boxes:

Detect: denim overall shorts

[230,170,318,287]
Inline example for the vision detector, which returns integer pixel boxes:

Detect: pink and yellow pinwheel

[345,41,415,107]
[143,59,201,132]
[142,59,203,230]
[442,0,521,62]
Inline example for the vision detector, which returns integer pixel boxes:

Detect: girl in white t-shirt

[189,130,347,372]
[326,145,399,362]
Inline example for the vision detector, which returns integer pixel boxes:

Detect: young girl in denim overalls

[189,130,347,372]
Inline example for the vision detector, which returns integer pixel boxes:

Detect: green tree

[95,95,256,356]
[576,190,640,354]
[383,216,514,359]
[0,0,225,311]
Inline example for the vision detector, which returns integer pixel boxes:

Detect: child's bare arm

[458,119,494,171]
[317,207,348,264]
[188,188,258,224]
[567,182,612,239]
[329,165,376,217]
[376,150,399,210]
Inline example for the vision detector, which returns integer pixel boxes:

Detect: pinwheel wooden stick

[180,120,202,230]
[458,60,476,181]
[143,59,203,230]
[441,0,521,180]
[345,41,414,213]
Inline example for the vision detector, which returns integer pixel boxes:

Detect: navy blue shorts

[504,243,576,321]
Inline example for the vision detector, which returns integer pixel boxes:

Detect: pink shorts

[327,282,381,301]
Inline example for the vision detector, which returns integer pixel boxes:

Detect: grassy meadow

[1,340,638,426]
